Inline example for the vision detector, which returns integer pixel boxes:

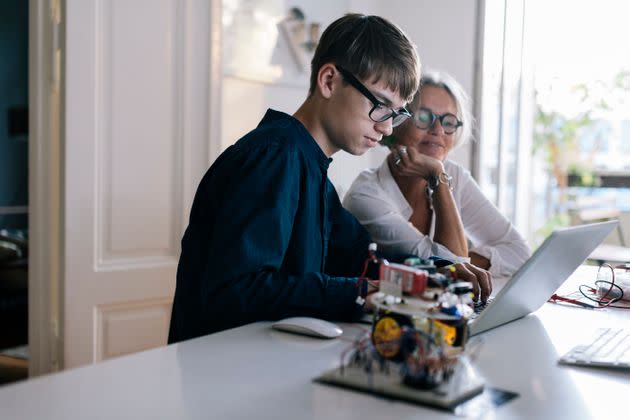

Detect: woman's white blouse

[342,158,531,277]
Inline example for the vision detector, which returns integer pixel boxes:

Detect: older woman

[343,70,530,302]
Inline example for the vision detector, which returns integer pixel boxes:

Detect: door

[63,0,220,368]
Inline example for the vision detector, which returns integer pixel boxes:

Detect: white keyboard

[559,328,630,369]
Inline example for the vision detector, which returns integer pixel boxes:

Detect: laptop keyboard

[559,328,630,368]
[469,297,495,319]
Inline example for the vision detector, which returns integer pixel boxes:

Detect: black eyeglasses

[336,66,411,128]
[413,107,462,134]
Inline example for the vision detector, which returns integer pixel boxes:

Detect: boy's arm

[324,181,373,277]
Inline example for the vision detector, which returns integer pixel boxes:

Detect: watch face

[438,172,453,190]
[439,172,453,184]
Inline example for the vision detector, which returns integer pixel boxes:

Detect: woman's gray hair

[407,69,474,149]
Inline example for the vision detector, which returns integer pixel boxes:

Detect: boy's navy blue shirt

[168,109,372,343]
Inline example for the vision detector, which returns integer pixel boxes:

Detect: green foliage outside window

[533,70,630,240]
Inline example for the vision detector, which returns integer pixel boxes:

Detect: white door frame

[208,0,223,165]
[28,0,223,376]
[29,0,63,377]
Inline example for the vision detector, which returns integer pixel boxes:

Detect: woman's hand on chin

[390,145,444,180]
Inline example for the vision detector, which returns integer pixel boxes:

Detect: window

[478,0,630,246]
[476,0,532,237]
[621,120,630,156]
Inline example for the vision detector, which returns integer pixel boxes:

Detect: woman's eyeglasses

[336,65,411,128]
[413,107,462,134]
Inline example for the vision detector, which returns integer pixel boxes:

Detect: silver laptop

[469,220,618,336]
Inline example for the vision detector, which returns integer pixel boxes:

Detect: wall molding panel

[94,298,173,361]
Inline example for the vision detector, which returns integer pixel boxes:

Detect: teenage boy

[168,14,421,343]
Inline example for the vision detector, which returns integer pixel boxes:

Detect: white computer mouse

[271,317,343,339]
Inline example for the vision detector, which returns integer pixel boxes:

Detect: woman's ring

[394,156,402,166]
[399,146,407,155]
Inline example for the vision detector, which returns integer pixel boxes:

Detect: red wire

[549,294,595,309]
[360,258,370,278]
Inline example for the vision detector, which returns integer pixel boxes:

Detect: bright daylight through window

[530,0,630,246]
[479,0,630,248]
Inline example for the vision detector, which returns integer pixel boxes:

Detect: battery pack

[379,262,428,296]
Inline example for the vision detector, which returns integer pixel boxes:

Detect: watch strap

[425,172,453,210]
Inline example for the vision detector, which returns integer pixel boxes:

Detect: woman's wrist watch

[427,172,453,194]
[426,172,453,209]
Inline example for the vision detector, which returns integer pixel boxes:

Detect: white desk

[0,266,628,419]
[589,243,630,265]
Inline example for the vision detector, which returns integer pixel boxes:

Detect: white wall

[221,0,350,152]
[221,0,479,197]
[365,0,479,168]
